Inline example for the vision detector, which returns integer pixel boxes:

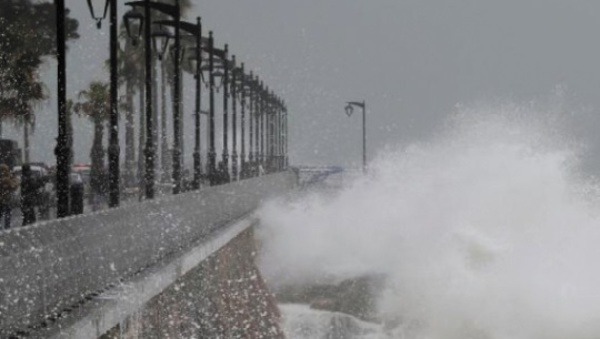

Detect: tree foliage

[73,82,110,123]
[72,81,110,187]
[0,0,79,124]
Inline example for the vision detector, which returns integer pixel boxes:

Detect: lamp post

[247,72,255,176]
[200,36,226,185]
[344,100,367,173]
[221,44,230,184]
[272,96,277,172]
[260,84,267,172]
[125,0,181,198]
[267,92,275,173]
[285,102,289,169]
[88,0,120,207]
[230,55,238,181]
[276,97,282,171]
[237,63,247,179]
[172,18,205,190]
[156,18,207,192]
[279,98,284,171]
[123,1,153,199]
[256,79,262,175]
[55,0,70,218]
[207,31,216,186]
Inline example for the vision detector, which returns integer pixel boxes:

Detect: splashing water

[259,103,600,339]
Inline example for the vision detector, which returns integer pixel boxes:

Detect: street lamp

[151,29,172,61]
[88,0,120,208]
[275,97,283,172]
[123,10,143,46]
[200,34,227,186]
[230,55,239,181]
[205,31,217,186]
[221,44,230,184]
[125,0,181,197]
[259,83,266,172]
[163,17,204,190]
[284,102,289,169]
[247,72,255,176]
[279,97,285,171]
[55,0,70,217]
[236,63,248,179]
[255,78,262,176]
[86,0,109,29]
[206,56,230,184]
[344,100,367,173]
[267,92,275,173]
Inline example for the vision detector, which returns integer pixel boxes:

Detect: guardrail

[0,171,297,336]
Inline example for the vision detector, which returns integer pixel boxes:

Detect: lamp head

[152,30,173,61]
[123,10,144,46]
[87,0,109,29]
[213,70,225,92]
[345,104,354,117]
[169,45,186,64]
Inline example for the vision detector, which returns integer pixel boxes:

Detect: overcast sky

[12,0,600,171]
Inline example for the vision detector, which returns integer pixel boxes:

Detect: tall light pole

[247,72,255,176]
[200,33,227,185]
[55,0,70,217]
[255,79,262,175]
[125,0,181,197]
[88,0,121,207]
[222,44,230,183]
[157,17,206,190]
[108,0,120,206]
[345,100,367,173]
[231,55,238,181]
[285,102,289,169]
[259,82,265,172]
[268,92,275,173]
[277,97,283,171]
[207,31,217,185]
[238,63,247,179]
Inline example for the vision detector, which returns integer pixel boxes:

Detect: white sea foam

[259,102,600,338]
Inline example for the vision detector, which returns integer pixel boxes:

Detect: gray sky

[12,0,600,171]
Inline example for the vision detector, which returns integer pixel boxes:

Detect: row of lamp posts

[54,0,289,217]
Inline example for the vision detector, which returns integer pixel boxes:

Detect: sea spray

[259,103,600,338]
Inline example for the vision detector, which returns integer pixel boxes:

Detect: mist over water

[259,102,600,338]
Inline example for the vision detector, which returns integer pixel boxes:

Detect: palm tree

[72,81,110,192]
[0,1,79,159]
[0,52,46,162]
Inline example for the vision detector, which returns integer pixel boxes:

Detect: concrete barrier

[0,172,296,336]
